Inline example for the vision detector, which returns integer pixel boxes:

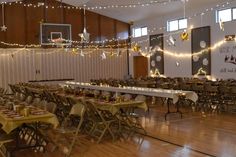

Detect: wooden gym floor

[13,104,236,157]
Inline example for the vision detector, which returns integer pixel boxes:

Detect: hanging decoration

[167,35,176,46]
[225,35,235,41]
[180,0,189,41]
[180,30,189,41]
[0,0,232,35]
[80,50,85,57]
[1,0,236,61]
[116,50,122,56]
[71,48,78,55]
[219,19,225,31]
[169,35,176,46]
[0,37,230,59]
[79,6,90,42]
[176,61,180,67]
[1,4,7,32]
[116,40,121,56]
[131,43,141,52]
[101,51,107,60]
[0,0,233,48]
[199,13,207,49]
[109,51,114,57]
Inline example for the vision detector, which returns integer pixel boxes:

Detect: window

[169,20,178,32]
[217,9,232,22]
[216,8,236,22]
[167,18,187,32]
[233,8,236,20]
[179,19,188,29]
[141,27,148,36]
[134,28,141,37]
[133,27,148,38]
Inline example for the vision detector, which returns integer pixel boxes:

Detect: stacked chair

[204,83,220,113]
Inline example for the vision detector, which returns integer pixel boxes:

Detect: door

[133,56,148,78]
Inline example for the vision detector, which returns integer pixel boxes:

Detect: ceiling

[62,0,226,22]
[1,0,227,22]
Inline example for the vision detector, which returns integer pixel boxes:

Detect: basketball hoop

[51,38,64,44]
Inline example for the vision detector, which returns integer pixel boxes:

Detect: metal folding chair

[84,100,116,143]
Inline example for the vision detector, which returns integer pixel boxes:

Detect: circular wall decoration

[151,60,156,67]
[200,41,207,48]
[154,46,161,51]
[193,55,199,62]
[156,56,162,62]
[203,58,209,66]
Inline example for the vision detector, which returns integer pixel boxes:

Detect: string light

[0,41,130,49]
[132,38,231,59]
[0,0,233,37]
[146,0,234,33]
[0,0,235,60]
[0,46,128,58]
[48,0,233,46]
[0,37,232,59]
[0,0,184,11]
[0,41,41,48]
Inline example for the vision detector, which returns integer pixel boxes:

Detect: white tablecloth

[64,81,198,104]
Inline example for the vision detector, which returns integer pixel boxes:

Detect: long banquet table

[65,81,198,119]
[67,96,148,115]
[0,108,59,134]
[0,104,59,154]
[65,81,198,104]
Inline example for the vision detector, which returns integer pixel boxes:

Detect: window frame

[216,8,233,23]
[178,18,188,30]
[133,26,148,38]
[167,18,188,32]
[233,8,236,20]
[133,28,141,38]
[141,27,148,36]
[168,20,179,32]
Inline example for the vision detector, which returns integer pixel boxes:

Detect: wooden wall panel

[26,2,44,44]
[86,11,100,41]
[45,0,64,23]
[116,20,129,40]
[0,6,6,43]
[64,9,82,42]
[100,15,115,41]
[0,0,130,47]
[5,3,26,45]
